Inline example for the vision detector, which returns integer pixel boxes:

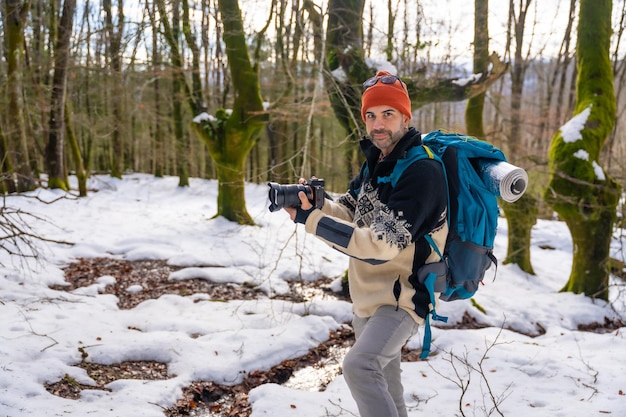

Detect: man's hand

[284,191,313,222]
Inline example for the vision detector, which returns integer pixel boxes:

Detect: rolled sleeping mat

[477,160,528,203]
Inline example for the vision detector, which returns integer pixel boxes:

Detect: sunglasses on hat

[362,74,408,92]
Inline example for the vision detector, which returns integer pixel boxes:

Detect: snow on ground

[1,174,625,416]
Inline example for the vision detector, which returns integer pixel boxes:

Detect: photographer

[281,70,448,417]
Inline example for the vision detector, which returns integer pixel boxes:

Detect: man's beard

[368,128,404,152]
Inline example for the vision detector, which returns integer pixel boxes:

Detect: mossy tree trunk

[0,129,15,193]
[500,0,537,274]
[3,0,36,192]
[65,102,88,196]
[545,0,621,300]
[204,0,267,224]
[504,195,538,271]
[157,0,267,224]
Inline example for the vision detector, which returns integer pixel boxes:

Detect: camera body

[267,178,325,212]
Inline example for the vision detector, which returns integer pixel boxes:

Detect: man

[285,70,448,417]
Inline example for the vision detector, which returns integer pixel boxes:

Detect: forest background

[3,0,625,190]
[1,0,626,296]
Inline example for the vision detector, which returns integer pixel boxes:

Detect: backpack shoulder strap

[377,145,434,187]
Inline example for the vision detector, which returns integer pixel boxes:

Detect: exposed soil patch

[52,257,346,310]
[47,256,623,416]
[45,361,168,400]
[165,326,356,417]
[578,316,625,334]
[43,328,355,417]
[45,374,108,400]
[47,257,355,416]
[51,258,268,310]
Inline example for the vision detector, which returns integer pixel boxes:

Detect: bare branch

[428,323,513,417]
[0,195,74,268]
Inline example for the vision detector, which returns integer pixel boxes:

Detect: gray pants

[343,306,419,417]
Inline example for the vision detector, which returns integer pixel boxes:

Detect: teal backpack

[375,130,509,358]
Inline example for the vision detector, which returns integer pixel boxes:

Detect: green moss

[47,176,68,191]
[470,298,486,315]
[544,0,620,301]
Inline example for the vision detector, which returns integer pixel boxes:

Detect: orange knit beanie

[361,70,412,121]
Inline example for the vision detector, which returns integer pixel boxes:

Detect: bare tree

[45,0,77,190]
[146,0,166,178]
[465,0,489,139]
[537,0,576,154]
[606,0,626,172]
[102,0,125,179]
[172,0,190,187]
[499,0,537,274]
[265,0,299,184]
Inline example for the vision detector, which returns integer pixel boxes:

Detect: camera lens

[267,182,311,212]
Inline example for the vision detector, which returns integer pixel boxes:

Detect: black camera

[267,178,325,212]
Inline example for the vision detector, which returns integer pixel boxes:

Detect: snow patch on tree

[592,161,606,180]
[573,149,589,160]
[560,106,592,143]
[192,112,217,123]
[330,67,347,82]
[573,149,606,181]
[452,73,482,86]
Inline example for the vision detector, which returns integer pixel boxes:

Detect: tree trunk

[500,0,536,274]
[148,0,165,178]
[0,129,16,193]
[503,195,537,272]
[3,0,36,192]
[204,0,268,223]
[213,146,248,222]
[385,0,395,63]
[545,0,621,300]
[45,0,76,190]
[172,0,189,187]
[103,0,125,179]
[65,102,87,196]
[464,0,488,139]
[605,1,626,170]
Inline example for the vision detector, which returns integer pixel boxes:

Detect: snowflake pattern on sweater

[353,181,412,250]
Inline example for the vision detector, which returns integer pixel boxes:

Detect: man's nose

[372,118,385,129]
